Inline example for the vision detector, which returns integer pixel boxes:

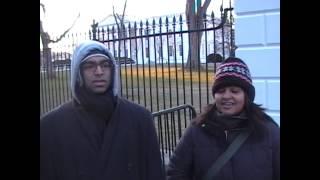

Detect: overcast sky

[40,0,232,36]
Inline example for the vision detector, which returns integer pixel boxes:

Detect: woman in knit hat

[166,57,280,180]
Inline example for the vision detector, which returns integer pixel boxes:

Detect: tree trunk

[40,20,56,79]
[40,3,79,79]
[42,47,56,79]
[185,0,211,70]
[186,15,204,70]
[112,0,127,95]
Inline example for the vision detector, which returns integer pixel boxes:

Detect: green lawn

[40,64,214,154]
[40,64,216,116]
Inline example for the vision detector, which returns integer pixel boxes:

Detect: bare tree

[113,0,128,60]
[40,3,79,78]
[185,0,233,70]
[185,0,212,70]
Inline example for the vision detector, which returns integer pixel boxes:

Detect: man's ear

[78,70,84,87]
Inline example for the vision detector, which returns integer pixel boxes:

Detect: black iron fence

[40,7,235,117]
[152,104,196,168]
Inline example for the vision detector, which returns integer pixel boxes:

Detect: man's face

[81,56,113,94]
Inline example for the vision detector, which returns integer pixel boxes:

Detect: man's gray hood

[70,40,119,103]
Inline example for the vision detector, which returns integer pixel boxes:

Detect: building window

[168,29,173,38]
[159,46,163,58]
[146,47,149,58]
[179,44,183,56]
[169,45,173,57]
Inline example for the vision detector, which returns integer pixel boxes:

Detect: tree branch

[201,0,212,13]
[121,0,127,23]
[113,6,120,27]
[40,20,44,34]
[186,0,194,18]
[50,13,80,43]
[40,3,45,14]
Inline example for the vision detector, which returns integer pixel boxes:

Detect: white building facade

[235,0,280,125]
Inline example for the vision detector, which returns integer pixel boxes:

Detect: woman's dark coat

[167,111,280,180]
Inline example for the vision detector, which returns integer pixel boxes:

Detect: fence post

[229,8,236,57]
[230,28,237,57]
[91,19,98,41]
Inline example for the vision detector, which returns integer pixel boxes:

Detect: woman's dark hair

[193,93,274,138]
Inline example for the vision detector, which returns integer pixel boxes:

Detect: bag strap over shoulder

[203,130,251,180]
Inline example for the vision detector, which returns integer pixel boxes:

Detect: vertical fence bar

[123,26,129,99]
[170,112,177,148]
[97,28,100,42]
[66,51,71,101]
[54,51,62,106]
[134,22,140,104]
[60,51,66,104]
[164,113,169,153]
[111,26,123,99]
[56,51,62,106]
[173,16,179,108]
[187,16,194,106]
[111,26,116,52]
[46,49,53,110]
[168,112,173,154]
[157,116,165,170]
[68,33,75,98]
[153,19,160,112]
[57,51,65,105]
[177,109,182,138]
[212,12,217,73]
[51,50,56,108]
[57,52,63,105]
[180,15,188,124]
[116,26,123,96]
[63,47,69,103]
[172,16,182,131]
[165,17,173,108]
[40,51,46,115]
[187,108,192,128]
[128,23,135,102]
[63,36,70,105]
[167,113,172,155]
[45,50,51,114]
[84,30,88,41]
[220,6,225,59]
[101,28,105,42]
[146,20,153,112]
[139,21,147,107]
[67,37,72,101]
[180,15,186,106]
[51,52,57,108]
[159,18,166,110]
[61,51,67,103]
[43,50,50,114]
[106,27,111,53]
[197,17,202,112]
[229,0,235,57]
[204,14,210,105]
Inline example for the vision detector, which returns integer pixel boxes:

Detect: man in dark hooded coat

[40,40,165,180]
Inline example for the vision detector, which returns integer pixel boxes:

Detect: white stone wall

[235,0,280,125]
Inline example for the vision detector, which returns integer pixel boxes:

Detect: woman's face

[214,86,246,116]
